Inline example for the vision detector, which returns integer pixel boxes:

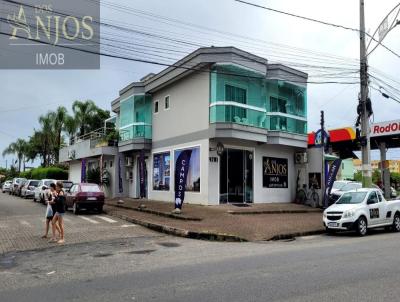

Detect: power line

[0,30,361,85]
[235,0,361,33]
[234,0,400,60]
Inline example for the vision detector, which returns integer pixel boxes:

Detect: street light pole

[359,0,372,188]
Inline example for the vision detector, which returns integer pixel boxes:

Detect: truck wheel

[392,214,400,232]
[356,217,368,236]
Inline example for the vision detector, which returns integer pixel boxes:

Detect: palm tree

[52,106,68,162]
[63,114,78,145]
[39,113,55,166]
[72,100,96,136]
[2,139,28,172]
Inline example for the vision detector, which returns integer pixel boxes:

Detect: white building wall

[69,161,81,183]
[148,139,209,205]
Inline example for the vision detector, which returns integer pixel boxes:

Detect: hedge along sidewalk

[19,166,68,180]
[105,199,325,241]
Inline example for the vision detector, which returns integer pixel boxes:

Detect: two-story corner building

[109,46,309,205]
[60,46,308,204]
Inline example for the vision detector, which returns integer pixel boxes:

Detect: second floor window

[270,96,288,114]
[225,84,247,121]
[154,101,159,113]
[165,96,170,109]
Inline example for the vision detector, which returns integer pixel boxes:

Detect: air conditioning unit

[68,150,76,160]
[125,157,133,166]
[295,152,308,164]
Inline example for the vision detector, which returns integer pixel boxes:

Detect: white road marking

[121,224,138,228]
[95,216,117,223]
[79,216,100,224]
[19,220,32,227]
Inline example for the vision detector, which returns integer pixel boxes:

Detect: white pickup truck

[323,188,400,236]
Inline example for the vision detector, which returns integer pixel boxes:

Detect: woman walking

[42,183,60,239]
[49,181,66,244]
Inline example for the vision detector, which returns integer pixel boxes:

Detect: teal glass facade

[210,64,307,135]
[119,94,152,141]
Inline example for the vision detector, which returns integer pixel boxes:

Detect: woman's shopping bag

[45,203,53,218]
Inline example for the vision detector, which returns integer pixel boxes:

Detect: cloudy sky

[1,0,400,167]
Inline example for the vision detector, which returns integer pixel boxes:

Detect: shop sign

[371,120,400,137]
[262,157,288,188]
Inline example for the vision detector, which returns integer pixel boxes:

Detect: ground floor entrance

[219,148,253,204]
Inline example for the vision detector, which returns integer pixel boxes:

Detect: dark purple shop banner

[323,159,342,207]
[139,150,146,198]
[118,155,123,194]
[81,158,86,183]
[174,149,192,209]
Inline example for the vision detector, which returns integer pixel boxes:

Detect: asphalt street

[2,192,400,302]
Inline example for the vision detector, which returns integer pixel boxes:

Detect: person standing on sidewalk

[42,183,60,239]
[49,181,66,244]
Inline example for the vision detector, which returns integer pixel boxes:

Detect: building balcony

[118,124,152,152]
[209,102,307,143]
[59,128,118,163]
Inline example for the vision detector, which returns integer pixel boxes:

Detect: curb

[268,229,326,241]
[105,209,247,242]
[228,209,321,215]
[109,204,202,221]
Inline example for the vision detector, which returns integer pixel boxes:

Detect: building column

[379,142,391,199]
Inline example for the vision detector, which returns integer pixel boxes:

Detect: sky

[1,0,400,168]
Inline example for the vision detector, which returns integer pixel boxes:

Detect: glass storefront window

[153,152,170,191]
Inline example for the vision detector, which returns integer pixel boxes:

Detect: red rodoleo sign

[371,120,400,137]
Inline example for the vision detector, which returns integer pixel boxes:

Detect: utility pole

[359,0,372,188]
[320,110,325,208]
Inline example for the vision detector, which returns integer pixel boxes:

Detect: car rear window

[63,182,73,189]
[30,181,39,187]
[81,185,102,193]
[44,181,54,186]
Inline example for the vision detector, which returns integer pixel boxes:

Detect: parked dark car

[65,183,105,214]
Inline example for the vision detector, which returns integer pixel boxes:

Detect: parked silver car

[2,180,12,193]
[21,179,40,198]
[9,178,26,195]
[33,179,56,203]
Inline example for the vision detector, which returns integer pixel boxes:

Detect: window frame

[164,95,170,110]
[154,100,159,114]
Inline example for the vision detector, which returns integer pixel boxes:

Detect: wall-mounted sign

[216,142,224,156]
[262,157,288,188]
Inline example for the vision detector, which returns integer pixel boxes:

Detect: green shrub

[30,167,68,180]
[19,170,32,179]
[87,167,100,184]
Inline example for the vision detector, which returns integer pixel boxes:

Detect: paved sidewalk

[105,199,324,241]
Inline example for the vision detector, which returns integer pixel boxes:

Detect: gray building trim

[266,131,308,148]
[209,123,268,143]
[267,64,308,86]
[118,139,152,153]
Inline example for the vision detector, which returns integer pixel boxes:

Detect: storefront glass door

[219,149,253,204]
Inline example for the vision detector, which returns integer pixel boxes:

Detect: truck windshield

[340,183,362,191]
[332,181,347,190]
[336,192,367,204]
